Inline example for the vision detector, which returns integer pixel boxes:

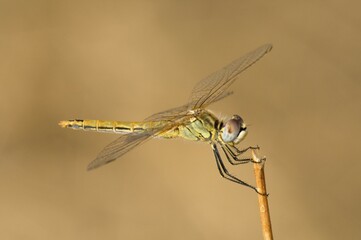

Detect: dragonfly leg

[227,144,260,156]
[212,143,266,195]
[222,144,259,165]
[221,145,254,165]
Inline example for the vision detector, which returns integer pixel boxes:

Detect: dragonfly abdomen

[58,119,159,134]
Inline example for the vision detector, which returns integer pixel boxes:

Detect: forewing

[87,129,159,171]
[145,91,234,122]
[189,44,272,109]
[144,103,191,122]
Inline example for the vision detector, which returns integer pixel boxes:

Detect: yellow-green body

[59,110,220,143]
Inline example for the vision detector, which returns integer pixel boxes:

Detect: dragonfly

[59,44,272,194]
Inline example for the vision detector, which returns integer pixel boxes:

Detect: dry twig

[252,150,274,240]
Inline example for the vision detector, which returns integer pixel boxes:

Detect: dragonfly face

[59,44,272,194]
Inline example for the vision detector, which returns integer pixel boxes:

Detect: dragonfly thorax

[220,115,247,144]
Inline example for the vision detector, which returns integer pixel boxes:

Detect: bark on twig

[252,150,273,240]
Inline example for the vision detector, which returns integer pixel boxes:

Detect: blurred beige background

[1,1,360,239]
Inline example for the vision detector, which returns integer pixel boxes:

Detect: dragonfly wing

[188,44,272,109]
[87,129,160,170]
[144,103,191,122]
[145,91,233,122]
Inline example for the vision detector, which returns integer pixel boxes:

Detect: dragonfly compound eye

[221,115,247,143]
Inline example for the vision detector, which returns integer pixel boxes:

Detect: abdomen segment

[58,119,163,134]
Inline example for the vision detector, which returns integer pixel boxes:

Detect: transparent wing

[87,128,160,170]
[144,103,191,122]
[189,44,272,109]
[143,44,271,122]
[145,91,234,122]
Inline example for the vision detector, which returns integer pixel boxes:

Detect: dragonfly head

[220,115,247,144]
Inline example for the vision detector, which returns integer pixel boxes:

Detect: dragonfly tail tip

[58,120,68,128]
